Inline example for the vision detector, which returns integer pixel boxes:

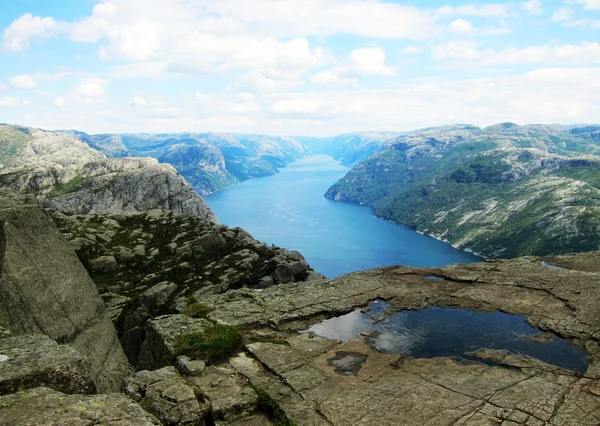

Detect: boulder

[124,367,210,426]
[0,334,96,395]
[0,191,132,392]
[0,387,161,426]
[88,255,119,273]
[137,315,212,371]
[272,264,295,284]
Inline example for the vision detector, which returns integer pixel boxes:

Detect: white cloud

[75,77,108,98]
[269,99,322,115]
[236,70,304,93]
[309,47,394,87]
[437,4,512,17]
[552,8,575,22]
[9,75,36,89]
[449,19,474,34]
[402,45,425,55]
[310,70,358,87]
[523,0,544,15]
[52,97,66,108]
[237,92,256,102]
[0,97,18,107]
[431,40,482,61]
[348,48,396,76]
[130,97,147,107]
[432,41,600,66]
[2,13,57,52]
[572,0,600,10]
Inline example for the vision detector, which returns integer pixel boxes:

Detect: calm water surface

[307,301,588,373]
[206,155,480,278]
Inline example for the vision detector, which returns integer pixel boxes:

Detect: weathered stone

[176,355,206,376]
[189,366,258,422]
[272,264,294,284]
[88,255,119,273]
[0,387,161,425]
[0,192,132,392]
[124,367,210,426]
[0,334,96,395]
[197,254,600,425]
[137,315,212,371]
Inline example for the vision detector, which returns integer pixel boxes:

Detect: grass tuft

[176,324,241,363]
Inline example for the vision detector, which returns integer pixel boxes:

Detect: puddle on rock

[541,261,566,270]
[426,275,445,281]
[306,301,588,373]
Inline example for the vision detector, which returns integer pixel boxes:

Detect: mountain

[119,132,308,194]
[58,130,130,158]
[0,124,215,221]
[326,123,600,258]
[301,125,476,166]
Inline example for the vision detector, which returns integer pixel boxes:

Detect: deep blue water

[307,301,588,373]
[206,154,481,278]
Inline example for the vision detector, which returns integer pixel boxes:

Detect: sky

[0,0,599,136]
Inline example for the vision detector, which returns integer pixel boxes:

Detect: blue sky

[1,0,599,135]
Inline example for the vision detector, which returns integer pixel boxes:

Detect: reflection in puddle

[541,261,566,270]
[306,301,588,373]
[426,275,445,281]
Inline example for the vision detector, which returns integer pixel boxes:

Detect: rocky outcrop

[124,367,210,425]
[137,315,212,372]
[0,191,132,392]
[182,252,600,425]
[0,124,217,221]
[0,334,96,395]
[40,158,216,221]
[49,209,322,366]
[0,387,161,426]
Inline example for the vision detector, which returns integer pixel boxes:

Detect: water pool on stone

[306,302,588,373]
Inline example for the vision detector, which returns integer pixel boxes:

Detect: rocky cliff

[0,191,132,392]
[0,124,216,221]
[2,186,600,424]
[326,123,600,258]
[49,208,324,366]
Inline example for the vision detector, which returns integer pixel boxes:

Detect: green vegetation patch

[48,175,87,197]
[184,298,213,319]
[176,324,241,362]
[253,387,297,426]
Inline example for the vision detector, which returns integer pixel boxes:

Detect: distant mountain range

[325,123,600,258]
[4,121,600,259]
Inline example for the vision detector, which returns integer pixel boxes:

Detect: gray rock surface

[49,209,320,366]
[124,367,210,426]
[0,191,132,392]
[137,315,212,372]
[195,253,600,425]
[0,387,161,426]
[0,125,216,221]
[40,158,217,221]
[0,334,96,395]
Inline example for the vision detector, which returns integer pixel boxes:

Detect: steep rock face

[40,158,216,221]
[0,334,97,395]
[49,209,323,365]
[0,191,132,392]
[0,125,216,221]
